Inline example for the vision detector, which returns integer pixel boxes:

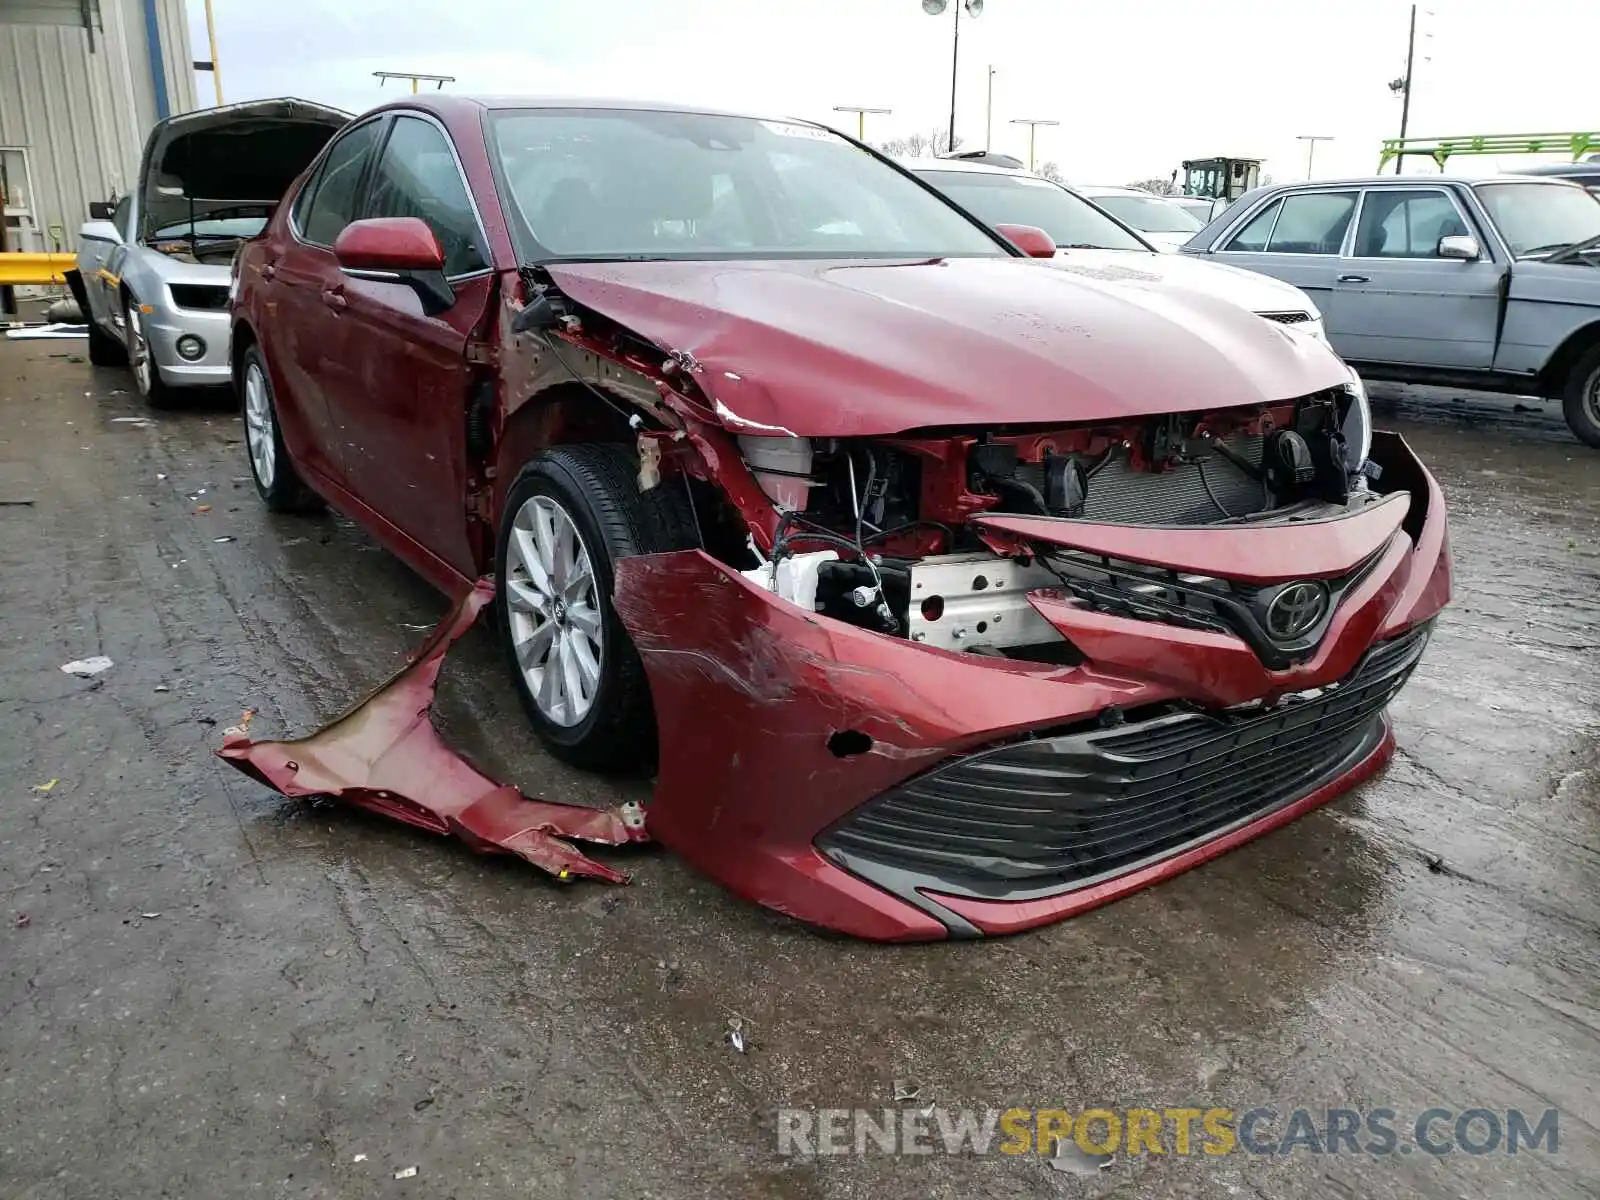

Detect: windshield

[488,108,1005,262]
[1088,194,1204,234]
[1474,181,1600,256]
[151,216,267,241]
[912,169,1150,251]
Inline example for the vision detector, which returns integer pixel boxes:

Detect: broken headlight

[1340,373,1372,473]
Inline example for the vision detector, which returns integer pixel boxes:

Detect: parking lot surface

[2,342,1597,1198]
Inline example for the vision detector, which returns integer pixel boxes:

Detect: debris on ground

[31,779,58,794]
[4,323,87,341]
[352,1153,367,1163]
[60,656,113,677]
[193,504,211,514]
[893,1080,922,1103]
[0,498,36,506]
[393,1166,418,1180]
[14,913,30,929]
[223,708,258,737]
[110,417,153,427]
[1050,1139,1116,1176]
[140,912,161,920]
[212,536,236,543]
[216,580,649,884]
[726,1014,748,1053]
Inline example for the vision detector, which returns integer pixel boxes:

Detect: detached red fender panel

[217,580,649,883]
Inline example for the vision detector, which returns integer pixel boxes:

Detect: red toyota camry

[230,95,1450,941]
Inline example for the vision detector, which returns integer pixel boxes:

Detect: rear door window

[301,119,384,246]
[362,116,488,277]
[1225,191,1357,254]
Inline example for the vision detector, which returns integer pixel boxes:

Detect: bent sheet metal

[216,579,647,883]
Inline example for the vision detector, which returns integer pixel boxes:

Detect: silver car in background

[1181,174,1600,447]
[75,98,348,406]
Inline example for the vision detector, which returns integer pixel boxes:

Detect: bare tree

[1127,177,1179,195]
[875,127,961,160]
[1038,161,1064,183]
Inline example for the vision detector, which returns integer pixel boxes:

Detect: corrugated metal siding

[0,0,194,252]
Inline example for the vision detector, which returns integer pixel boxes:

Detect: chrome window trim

[367,109,494,280]
[1216,188,1363,258]
[288,113,390,249]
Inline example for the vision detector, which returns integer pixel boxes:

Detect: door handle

[259,262,277,281]
[1337,274,1370,284]
[321,286,347,312]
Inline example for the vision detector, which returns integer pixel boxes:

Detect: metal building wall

[0,0,197,252]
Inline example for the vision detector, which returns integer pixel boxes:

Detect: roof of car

[1254,173,1585,189]
[366,93,829,125]
[1509,162,1600,179]
[900,156,1028,176]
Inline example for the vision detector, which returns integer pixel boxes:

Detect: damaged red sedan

[230,97,1450,941]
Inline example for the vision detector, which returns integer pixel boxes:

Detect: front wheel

[241,344,324,513]
[496,444,697,771]
[1562,345,1600,449]
[123,299,176,408]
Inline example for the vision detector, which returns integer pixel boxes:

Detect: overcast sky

[184,0,1595,185]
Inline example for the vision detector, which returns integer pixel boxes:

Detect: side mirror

[333,217,454,314]
[80,219,122,245]
[1438,234,1481,261]
[88,201,117,221]
[995,222,1057,259]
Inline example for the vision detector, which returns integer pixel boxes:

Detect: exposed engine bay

[716,388,1377,659]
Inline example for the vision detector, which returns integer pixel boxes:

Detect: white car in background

[906,158,1327,340]
[1074,183,1206,250]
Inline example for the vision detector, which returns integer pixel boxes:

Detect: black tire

[87,318,125,366]
[1561,344,1600,449]
[122,296,177,409]
[496,444,698,771]
[240,343,324,514]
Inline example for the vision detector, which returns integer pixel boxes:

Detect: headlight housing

[1340,372,1372,473]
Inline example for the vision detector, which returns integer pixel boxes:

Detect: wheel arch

[490,381,640,531]
[231,318,259,387]
[1539,320,1600,395]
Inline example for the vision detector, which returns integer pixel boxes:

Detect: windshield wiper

[1542,233,1600,265]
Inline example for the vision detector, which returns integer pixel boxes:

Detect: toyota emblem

[1264,581,1330,641]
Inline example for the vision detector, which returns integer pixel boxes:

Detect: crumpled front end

[616,431,1449,941]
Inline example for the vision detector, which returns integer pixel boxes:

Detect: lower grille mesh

[819,623,1430,900]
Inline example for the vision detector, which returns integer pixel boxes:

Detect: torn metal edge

[215,577,649,884]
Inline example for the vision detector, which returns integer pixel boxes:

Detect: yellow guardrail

[0,252,76,286]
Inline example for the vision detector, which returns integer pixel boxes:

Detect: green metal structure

[1378,131,1600,173]
[1181,157,1262,201]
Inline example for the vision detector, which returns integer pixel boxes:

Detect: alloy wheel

[1586,366,1600,425]
[127,306,153,396]
[504,494,604,727]
[243,361,277,488]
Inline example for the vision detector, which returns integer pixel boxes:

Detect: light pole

[1011,118,1059,171]
[373,70,456,95]
[1296,135,1334,179]
[985,65,997,151]
[834,106,892,141]
[922,0,984,153]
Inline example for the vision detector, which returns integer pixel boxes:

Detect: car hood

[1135,230,1193,252]
[1043,248,1320,317]
[130,248,231,286]
[545,256,1352,437]
[138,97,350,241]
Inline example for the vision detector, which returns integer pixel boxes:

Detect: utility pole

[201,0,223,106]
[1296,135,1334,179]
[373,70,457,95]
[1395,3,1417,174]
[979,65,992,151]
[1011,118,1059,171]
[834,106,891,141]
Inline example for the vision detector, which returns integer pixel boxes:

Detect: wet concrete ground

[1,341,1596,1199]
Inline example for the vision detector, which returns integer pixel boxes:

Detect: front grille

[1042,530,1388,670]
[819,623,1430,902]
[168,284,230,311]
[1257,310,1313,324]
